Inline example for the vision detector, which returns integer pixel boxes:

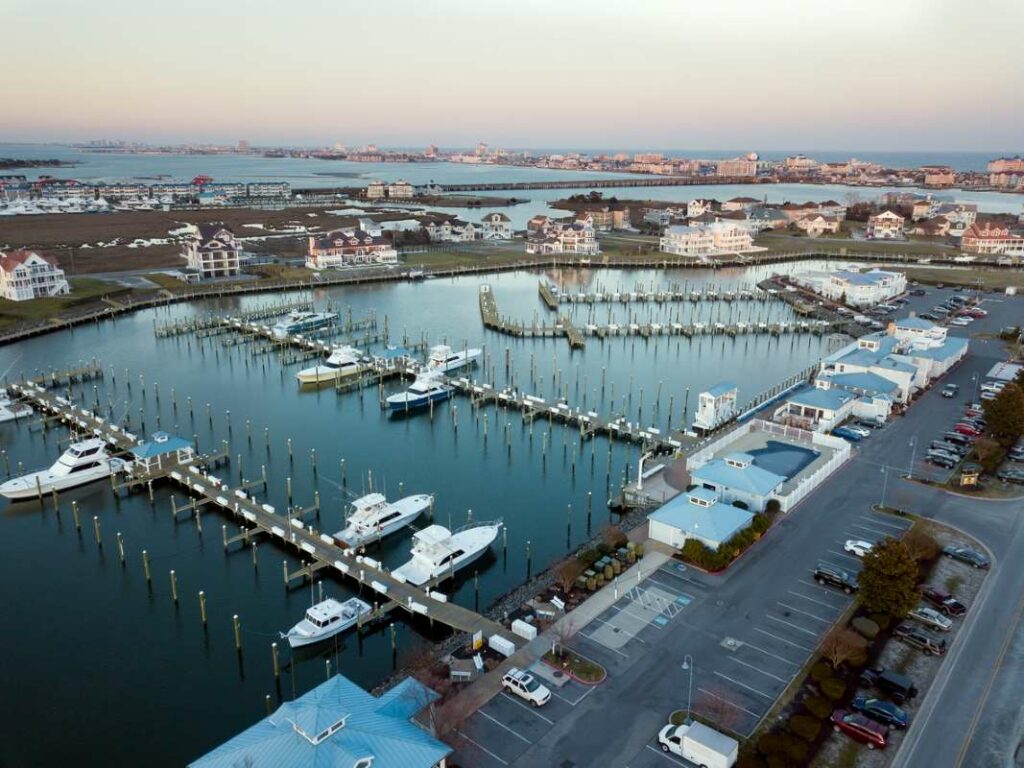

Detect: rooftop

[705,381,738,398]
[691,453,786,497]
[823,372,900,396]
[130,432,193,459]
[649,494,754,544]
[787,386,854,412]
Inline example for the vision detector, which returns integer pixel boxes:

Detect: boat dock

[153,299,316,338]
[539,280,768,309]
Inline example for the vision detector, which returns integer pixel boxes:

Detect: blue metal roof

[826,372,900,396]
[130,432,192,459]
[788,386,854,412]
[649,495,754,545]
[189,676,450,768]
[907,336,969,362]
[705,381,737,397]
[691,454,786,497]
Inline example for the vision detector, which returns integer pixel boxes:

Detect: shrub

[820,677,846,701]
[810,661,833,682]
[577,549,600,568]
[595,542,611,557]
[789,714,822,742]
[765,498,782,516]
[757,733,806,763]
[804,694,832,720]
[868,612,891,630]
[751,512,772,534]
[903,526,941,563]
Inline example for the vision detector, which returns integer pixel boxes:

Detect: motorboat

[392,521,502,586]
[271,310,338,339]
[281,596,372,648]
[0,438,124,500]
[296,345,365,385]
[0,393,32,423]
[386,370,453,411]
[425,344,481,374]
[333,492,432,548]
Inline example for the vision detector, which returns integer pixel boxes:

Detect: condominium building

[181,223,242,278]
[246,181,291,198]
[306,228,398,269]
[0,249,70,301]
[659,222,754,257]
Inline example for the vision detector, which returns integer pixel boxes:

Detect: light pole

[907,436,918,480]
[879,466,889,510]
[681,655,694,724]
[972,374,979,404]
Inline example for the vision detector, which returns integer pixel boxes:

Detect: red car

[831,709,888,749]
[967,308,987,318]
[964,408,983,419]
[954,423,982,437]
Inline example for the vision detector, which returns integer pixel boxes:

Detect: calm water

[2,265,833,765]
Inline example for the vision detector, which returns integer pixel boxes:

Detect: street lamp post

[880,466,889,510]
[681,655,694,724]
[972,374,979,404]
[907,437,918,480]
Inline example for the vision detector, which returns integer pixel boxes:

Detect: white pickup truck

[501,667,552,707]
[658,721,738,768]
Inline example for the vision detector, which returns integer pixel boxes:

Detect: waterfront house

[705,221,756,253]
[794,214,840,237]
[773,385,856,432]
[932,203,976,237]
[424,218,479,243]
[907,218,950,237]
[687,199,719,218]
[577,205,631,231]
[188,674,451,768]
[911,199,934,220]
[182,223,242,279]
[306,228,398,269]
[644,209,674,227]
[722,196,760,212]
[647,487,754,552]
[817,200,847,220]
[690,452,785,512]
[961,222,1024,257]
[0,249,70,301]
[780,202,819,223]
[659,224,714,257]
[747,207,788,231]
[480,212,513,239]
[525,218,599,256]
[866,210,905,239]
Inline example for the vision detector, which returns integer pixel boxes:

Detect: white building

[687,199,717,218]
[795,268,906,308]
[866,210,905,239]
[424,218,479,243]
[660,223,755,258]
[0,249,70,301]
[648,487,754,551]
[693,381,738,433]
[480,212,513,240]
[525,218,599,256]
[181,223,242,278]
[306,228,398,269]
[246,181,291,198]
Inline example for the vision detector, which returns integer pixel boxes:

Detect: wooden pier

[153,299,315,338]
[540,280,769,308]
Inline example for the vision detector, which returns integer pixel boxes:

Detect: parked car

[501,668,552,707]
[907,605,953,632]
[860,667,919,704]
[844,539,874,557]
[830,710,888,749]
[856,418,884,430]
[928,454,957,469]
[814,563,859,594]
[950,318,971,327]
[893,623,947,655]
[1008,448,1024,463]
[931,441,967,456]
[942,432,973,447]
[941,385,958,398]
[919,312,938,321]
[657,722,738,767]
[833,426,862,442]
[942,545,990,569]
[910,288,927,296]
[851,696,909,729]
[966,308,987,318]
[964,407,983,418]
[844,425,872,439]
[997,467,1024,484]
[920,585,967,617]
[927,450,960,465]
[981,391,998,401]
[954,423,982,437]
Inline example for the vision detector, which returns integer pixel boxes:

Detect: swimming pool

[748,440,820,479]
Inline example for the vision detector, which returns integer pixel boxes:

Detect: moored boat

[296,345,366,385]
[271,310,337,340]
[392,521,502,586]
[333,492,432,548]
[385,370,452,411]
[425,344,481,374]
[281,596,373,648]
[0,438,124,500]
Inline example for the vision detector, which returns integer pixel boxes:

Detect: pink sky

[5,0,1023,150]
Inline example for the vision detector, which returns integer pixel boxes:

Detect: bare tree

[551,618,578,660]
[601,524,627,550]
[821,627,868,670]
[902,525,940,563]
[555,557,585,594]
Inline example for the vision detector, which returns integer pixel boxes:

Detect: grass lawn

[542,648,606,684]
[754,234,959,256]
[0,277,131,329]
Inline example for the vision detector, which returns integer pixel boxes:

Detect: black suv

[813,564,858,594]
[860,667,918,704]
[893,623,947,656]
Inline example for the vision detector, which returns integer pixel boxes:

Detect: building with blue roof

[690,452,785,511]
[648,487,755,551]
[795,268,906,307]
[773,384,856,432]
[189,675,451,768]
[129,431,194,472]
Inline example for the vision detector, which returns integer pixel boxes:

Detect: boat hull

[393,524,500,586]
[334,495,432,548]
[285,598,372,647]
[0,465,113,500]
[386,388,452,411]
[296,364,367,386]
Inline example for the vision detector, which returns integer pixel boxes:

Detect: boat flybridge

[425,344,481,374]
[392,521,502,586]
[385,370,453,412]
[296,345,366,385]
[333,492,433,548]
[0,438,124,500]
[271,310,338,340]
[281,596,373,648]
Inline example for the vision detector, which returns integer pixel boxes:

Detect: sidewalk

[440,545,673,723]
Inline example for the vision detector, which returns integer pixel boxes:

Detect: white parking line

[827,549,864,563]
[645,575,695,603]
[609,602,666,628]
[850,522,896,537]
[587,614,648,643]
[578,630,630,658]
[766,614,820,638]
[478,710,532,744]
[739,639,801,667]
[646,744,688,765]
[753,626,814,653]
[727,655,790,684]
[714,671,774,700]
[498,692,556,724]
[787,590,845,611]
[656,566,708,590]
[778,601,833,623]
[796,578,852,600]
[697,685,762,719]
[455,729,509,766]
[861,514,908,532]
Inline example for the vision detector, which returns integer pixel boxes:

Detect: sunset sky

[5,0,1023,150]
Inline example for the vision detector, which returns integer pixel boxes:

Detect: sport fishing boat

[281,596,373,648]
[0,438,124,500]
[333,492,433,548]
[296,345,365,385]
[392,521,502,586]
[386,370,453,411]
[425,344,481,374]
[271,310,337,339]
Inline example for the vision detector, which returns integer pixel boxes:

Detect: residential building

[922,166,956,187]
[306,227,398,268]
[644,209,673,227]
[647,487,754,551]
[690,452,785,512]
[706,221,755,252]
[246,181,291,198]
[366,180,386,199]
[181,223,242,278]
[933,203,976,230]
[693,381,738,433]
[716,154,758,178]
[687,199,718,218]
[0,249,70,301]
[866,210,905,239]
[961,222,1024,256]
[525,218,599,256]
[773,385,856,432]
[722,196,760,212]
[907,218,951,237]
[579,205,631,231]
[813,371,897,423]
[659,225,714,257]
[794,214,840,237]
[780,202,820,222]
[747,207,788,231]
[911,199,934,220]
[203,182,246,198]
[794,268,907,307]
[988,157,1024,188]
[96,183,151,199]
[388,179,414,199]
[479,212,513,240]
[188,674,451,768]
[424,218,479,243]
[817,200,847,220]
[152,182,198,199]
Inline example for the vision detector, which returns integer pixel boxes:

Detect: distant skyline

[5,0,1024,151]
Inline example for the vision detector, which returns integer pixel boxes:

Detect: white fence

[769,424,852,512]
[685,421,755,471]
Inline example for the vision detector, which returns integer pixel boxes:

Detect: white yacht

[0,438,123,500]
[0,393,32,423]
[425,344,481,374]
[281,596,373,648]
[271,310,338,340]
[392,521,502,586]
[296,345,365,385]
[386,370,453,412]
[334,492,433,548]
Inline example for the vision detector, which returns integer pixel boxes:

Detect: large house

[0,249,70,301]
[794,214,840,237]
[659,222,755,257]
[961,222,1024,256]
[525,218,599,255]
[988,157,1024,189]
[648,487,754,552]
[424,218,479,243]
[722,196,760,212]
[480,212,513,239]
[306,228,398,269]
[366,179,414,200]
[795,268,906,308]
[182,223,242,278]
[866,210,905,239]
